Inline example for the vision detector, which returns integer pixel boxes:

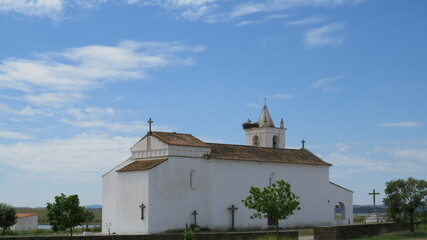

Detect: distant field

[16,208,102,225]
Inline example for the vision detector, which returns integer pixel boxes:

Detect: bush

[184,228,195,240]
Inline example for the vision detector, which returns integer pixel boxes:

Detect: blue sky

[0,0,426,208]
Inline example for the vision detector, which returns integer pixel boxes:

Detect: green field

[16,208,102,225]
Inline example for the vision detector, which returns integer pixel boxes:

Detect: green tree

[242,180,301,240]
[0,203,17,236]
[46,193,86,236]
[383,177,427,233]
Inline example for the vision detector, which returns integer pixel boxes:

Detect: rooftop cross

[148,118,153,133]
[264,97,267,105]
[368,189,380,222]
[301,139,306,149]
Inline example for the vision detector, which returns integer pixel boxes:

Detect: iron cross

[148,118,153,133]
[368,189,380,222]
[301,139,306,148]
[228,204,239,231]
[192,210,198,226]
[139,203,146,220]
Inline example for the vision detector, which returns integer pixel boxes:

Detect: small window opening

[273,135,279,148]
[253,135,259,147]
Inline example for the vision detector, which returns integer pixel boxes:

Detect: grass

[357,229,427,240]
[16,208,102,225]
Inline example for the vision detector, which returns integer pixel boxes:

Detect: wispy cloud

[0,130,33,140]
[311,75,342,92]
[305,22,345,48]
[380,122,423,128]
[0,40,204,107]
[60,107,175,133]
[287,16,325,26]
[0,0,64,18]
[0,134,136,176]
[325,152,424,173]
[269,93,294,99]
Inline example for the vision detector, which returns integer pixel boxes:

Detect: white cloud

[380,122,422,128]
[60,107,175,133]
[234,20,258,27]
[325,152,421,173]
[230,0,350,19]
[384,148,427,163]
[0,134,137,176]
[305,22,345,48]
[0,40,204,106]
[0,0,63,18]
[247,103,262,109]
[269,93,294,99]
[311,75,342,92]
[0,130,33,139]
[287,16,325,26]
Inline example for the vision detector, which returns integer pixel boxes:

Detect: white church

[102,106,353,234]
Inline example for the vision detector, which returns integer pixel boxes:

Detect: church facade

[102,106,353,234]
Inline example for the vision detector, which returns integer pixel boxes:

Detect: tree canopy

[242,179,301,239]
[46,193,86,236]
[0,203,17,236]
[383,177,427,232]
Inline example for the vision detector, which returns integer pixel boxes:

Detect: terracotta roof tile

[117,158,168,172]
[208,143,331,166]
[151,132,209,147]
[16,213,38,219]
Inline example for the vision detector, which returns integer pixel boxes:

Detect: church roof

[117,158,168,172]
[16,213,38,219]
[208,143,332,166]
[258,105,275,128]
[151,132,209,147]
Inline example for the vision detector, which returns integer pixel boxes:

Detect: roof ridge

[207,142,302,151]
[152,131,194,136]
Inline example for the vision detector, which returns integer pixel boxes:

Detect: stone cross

[301,139,306,148]
[228,204,239,231]
[192,210,198,226]
[368,189,380,222]
[148,118,153,133]
[139,203,146,220]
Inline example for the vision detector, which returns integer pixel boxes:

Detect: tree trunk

[409,213,415,233]
[276,220,279,240]
[71,227,73,237]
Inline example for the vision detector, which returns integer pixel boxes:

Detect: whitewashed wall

[207,160,334,230]
[102,158,133,234]
[11,215,38,231]
[329,183,354,225]
[148,156,210,233]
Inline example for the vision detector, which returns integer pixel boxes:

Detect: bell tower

[242,105,286,148]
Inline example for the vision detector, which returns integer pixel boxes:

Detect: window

[190,170,196,189]
[273,135,279,148]
[253,135,259,147]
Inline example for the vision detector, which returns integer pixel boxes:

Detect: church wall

[147,156,210,233]
[115,170,150,234]
[102,158,133,234]
[329,183,354,225]
[207,160,333,230]
[131,136,169,159]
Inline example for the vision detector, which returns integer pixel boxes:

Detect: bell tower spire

[242,105,286,148]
